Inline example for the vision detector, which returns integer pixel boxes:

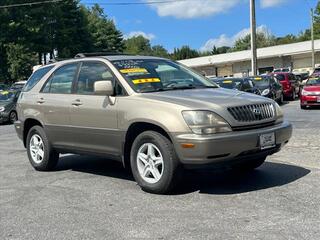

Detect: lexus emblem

[252,108,261,115]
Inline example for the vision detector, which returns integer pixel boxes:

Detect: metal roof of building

[179,40,320,67]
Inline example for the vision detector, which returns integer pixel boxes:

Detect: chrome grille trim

[228,103,275,122]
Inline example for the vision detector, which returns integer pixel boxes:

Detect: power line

[0,0,63,9]
[82,0,188,6]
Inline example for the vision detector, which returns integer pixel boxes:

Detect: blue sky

[81,0,318,52]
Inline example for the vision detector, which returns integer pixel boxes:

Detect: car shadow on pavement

[56,155,310,195]
[177,162,310,195]
[56,154,134,181]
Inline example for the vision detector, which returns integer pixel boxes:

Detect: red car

[273,72,300,100]
[300,78,320,109]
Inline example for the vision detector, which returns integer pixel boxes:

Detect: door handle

[37,98,45,104]
[72,99,83,106]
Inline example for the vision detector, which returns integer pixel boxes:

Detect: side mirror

[94,81,114,96]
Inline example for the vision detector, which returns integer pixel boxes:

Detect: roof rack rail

[74,52,133,58]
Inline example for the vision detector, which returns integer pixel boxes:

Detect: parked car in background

[310,67,320,77]
[249,76,283,103]
[273,72,300,100]
[0,90,20,124]
[211,77,261,95]
[0,83,8,91]
[300,77,320,109]
[10,81,27,91]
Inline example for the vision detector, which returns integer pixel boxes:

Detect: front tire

[9,111,17,124]
[130,131,181,194]
[26,126,59,171]
[301,105,307,109]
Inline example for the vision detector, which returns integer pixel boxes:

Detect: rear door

[40,62,80,147]
[69,60,125,157]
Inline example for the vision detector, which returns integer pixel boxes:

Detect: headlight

[274,102,283,124]
[182,110,232,134]
[0,107,5,112]
[261,89,270,96]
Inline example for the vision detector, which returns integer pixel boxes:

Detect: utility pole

[250,0,257,76]
[311,8,315,71]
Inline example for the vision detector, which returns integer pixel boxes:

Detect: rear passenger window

[76,62,114,94]
[76,61,125,95]
[23,65,54,92]
[42,63,78,94]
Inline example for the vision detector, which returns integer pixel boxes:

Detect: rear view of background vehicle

[249,76,283,103]
[10,81,27,91]
[15,54,292,194]
[210,77,261,95]
[273,73,300,100]
[300,77,320,109]
[0,90,20,124]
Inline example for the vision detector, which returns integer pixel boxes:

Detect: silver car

[15,54,292,194]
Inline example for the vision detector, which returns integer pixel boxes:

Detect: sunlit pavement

[0,100,319,240]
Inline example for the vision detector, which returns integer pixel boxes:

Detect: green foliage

[232,32,276,51]
[151,45,169,58]
[211,46,231,55]
[124,35,152,55]
[171,45,200,60]
[6,43,37,81]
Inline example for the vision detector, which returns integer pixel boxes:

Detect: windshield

[0,91,15,101]
[274,74,285,81]
[216,79,243,90]
[306,78,320,85]
[250,76,270,87]
[111,59,217,93]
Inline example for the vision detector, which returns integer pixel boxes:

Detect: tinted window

[76,62,116,94]
[42,63,78,94]
[274,74,285,81]
[23,66,54,92]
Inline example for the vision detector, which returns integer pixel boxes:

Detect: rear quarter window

[23,65,54,92]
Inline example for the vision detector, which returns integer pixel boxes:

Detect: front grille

[232,121,276,131]
[228,103,275,122]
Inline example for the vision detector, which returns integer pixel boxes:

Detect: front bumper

[0,112,9,124]
[173,121,292,166]
[300,95,320,106]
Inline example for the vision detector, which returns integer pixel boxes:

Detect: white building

[179,40,320,77]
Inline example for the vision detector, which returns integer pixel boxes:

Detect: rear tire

[300,105,307,109]
[233,157,266,172]
[26,126,59,171]
[130,131,181,194]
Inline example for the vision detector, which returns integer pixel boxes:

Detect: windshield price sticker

[223,80,233,83]
[1,91,9,95]
[254,77,262,80]
[132,78,161,84]
[120,68,148,74]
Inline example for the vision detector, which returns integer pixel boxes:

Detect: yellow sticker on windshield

[254,77,262,80]
[1,91,9,95]
[120,68,148,74]
[132,78,161,84]
[223,80,233,83]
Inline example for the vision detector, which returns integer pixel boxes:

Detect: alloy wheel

[136,143,164,184]
[29,134,45,164]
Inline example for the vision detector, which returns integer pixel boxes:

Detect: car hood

[139,88,273,109]
[303,85,320,91]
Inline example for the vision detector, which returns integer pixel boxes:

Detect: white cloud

[260,0,287,8]
[200,25,270,51]
[124,31,156,40]
[145,0,241,19]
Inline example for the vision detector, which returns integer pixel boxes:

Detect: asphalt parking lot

[0,100,319,240]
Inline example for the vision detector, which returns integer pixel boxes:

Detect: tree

[171,46,199,60]
[124,35,152,55]
[151,45,169,58]
[6,43,37,81]
[232,32,276,51]
[82,4,124,53]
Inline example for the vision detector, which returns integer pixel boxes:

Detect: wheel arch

[23,118,44,147]
[122,121,173,169]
